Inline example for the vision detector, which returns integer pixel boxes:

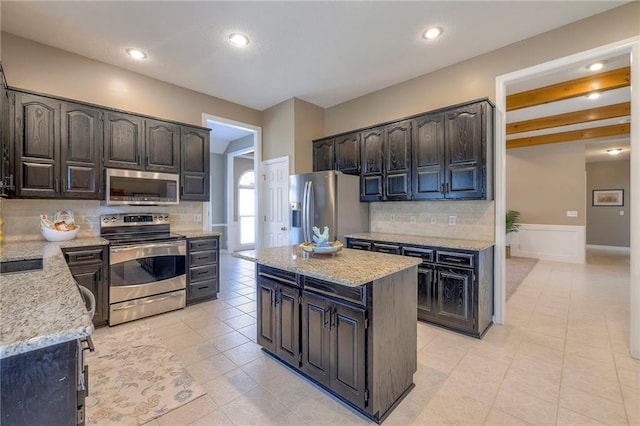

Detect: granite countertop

[0,237,106,359]
[180,231,223,239]
[345,232,494,251]
[235,245,420,287]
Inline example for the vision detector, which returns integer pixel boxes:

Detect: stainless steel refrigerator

[289,171,369,245]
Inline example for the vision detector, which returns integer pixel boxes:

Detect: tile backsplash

[369,200,495,241]
[0,198,204,242]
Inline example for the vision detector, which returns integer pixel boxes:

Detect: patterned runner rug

[86,324,205,425]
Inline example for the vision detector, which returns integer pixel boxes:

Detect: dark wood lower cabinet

[256,267,300,368]
[186,236,220,305]
[63,245,109,327]
[1,340,87,425]
[256,263,417,423]
[347,237,494,338]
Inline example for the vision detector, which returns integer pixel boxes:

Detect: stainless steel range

[100,213,186,325]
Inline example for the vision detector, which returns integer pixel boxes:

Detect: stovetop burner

[100,213,183,245]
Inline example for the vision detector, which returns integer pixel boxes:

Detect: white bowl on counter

[41,226,80,242]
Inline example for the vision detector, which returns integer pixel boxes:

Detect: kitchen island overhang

[236,245,420,424]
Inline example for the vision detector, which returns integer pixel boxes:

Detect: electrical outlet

[194,214,202,222]
[431,217,437,225]
[410,216,416,224]
[448,215,456,226]
[390,214,396,221]
[620,210,625,216]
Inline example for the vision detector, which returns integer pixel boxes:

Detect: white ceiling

[206,120,253,154]
[0,1,627,111]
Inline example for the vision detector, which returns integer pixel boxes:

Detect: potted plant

[505,209,521,258]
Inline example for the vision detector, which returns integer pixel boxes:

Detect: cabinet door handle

[62,178,66,193]
[323,307,331,329]
[330,307,337,329]
[146,155,149,167]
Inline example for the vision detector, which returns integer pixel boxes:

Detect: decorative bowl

[41,226,80,242]
[300,240,343,254]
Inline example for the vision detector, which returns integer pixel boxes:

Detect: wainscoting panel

[510,224,585,264]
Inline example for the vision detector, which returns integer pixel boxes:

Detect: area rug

[506,256,539,301]
[85,324,205,425]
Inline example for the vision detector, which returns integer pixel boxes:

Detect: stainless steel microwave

[105,169,179,205]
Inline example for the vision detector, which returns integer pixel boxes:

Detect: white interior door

[261,157,289,248]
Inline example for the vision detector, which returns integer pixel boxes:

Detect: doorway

[495,36,640,358]
[201,114,262,253]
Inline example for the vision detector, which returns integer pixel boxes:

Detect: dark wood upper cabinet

[444,102,487,199]
[145,119,180,173]
[360,127,384,201]
[334,132,360,175]
[312,138,334,172]
[311,98,493,202]
[180,126,210,201]
[103,111,144,170]
[384,120,412,200]
[412,113,445,200]
[60,102,103,198]
[12,93,59,197]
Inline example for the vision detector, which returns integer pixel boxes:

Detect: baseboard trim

[586,244,631,254]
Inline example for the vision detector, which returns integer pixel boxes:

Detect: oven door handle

[112,292,183,311]
[110,241,185,254]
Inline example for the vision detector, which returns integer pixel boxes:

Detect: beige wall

[506,142,586,226]
[262,98,295,172]
[293,98,324,174]
[586,160,631,247]
[324,2,640,135]
[1,32,262,128]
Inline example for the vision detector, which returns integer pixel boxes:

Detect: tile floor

[92,249,638,425]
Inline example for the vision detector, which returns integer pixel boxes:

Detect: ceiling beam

[507,102,631,134]
[507,123,630,149]
[506,66,630,111]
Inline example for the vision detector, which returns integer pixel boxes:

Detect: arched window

[238,170,255,245]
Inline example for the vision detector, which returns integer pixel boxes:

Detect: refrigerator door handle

[306,181,315,243]
[302,181,310,243]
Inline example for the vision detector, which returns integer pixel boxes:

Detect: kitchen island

[236,245,420,423]
[1,238,104,425]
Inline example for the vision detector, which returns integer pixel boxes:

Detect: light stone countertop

[234,245,420,287]
[180,231,223,239]
[345,232,494,251]
[0,237,107,359]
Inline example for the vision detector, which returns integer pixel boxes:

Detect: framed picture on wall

[592,189,624,206]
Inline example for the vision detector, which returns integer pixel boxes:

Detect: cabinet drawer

[189,278,218,299]
[189,250,217,266]
[188,238,218,252]
[63,247,104,264]
[303,276,366,307]
[402,246,434,263]
[347,239,372,251]
[257,265,299,287]
[189,264,218,283]
[373,242,401,255]
[436,251,474,268]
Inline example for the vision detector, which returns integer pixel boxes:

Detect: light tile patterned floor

[92,249,638,425]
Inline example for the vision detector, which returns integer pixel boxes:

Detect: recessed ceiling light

[587,61,606,71]
[423,26,443,40]
[586,91,601,100]
[607,148,622,155]
[125,48,147,60]
[229,33,250,47]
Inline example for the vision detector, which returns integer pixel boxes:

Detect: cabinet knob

[280,226,287,231]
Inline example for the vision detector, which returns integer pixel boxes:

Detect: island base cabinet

[256,269,300,369]
[301,291,367,410]
[256,263,417,424]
